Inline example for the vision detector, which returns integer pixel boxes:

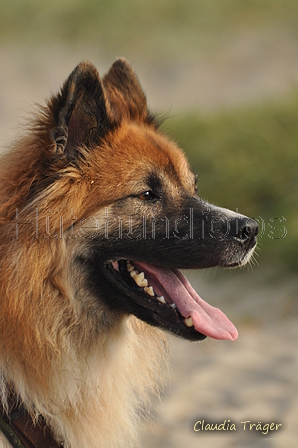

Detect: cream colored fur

[0,311,167,448]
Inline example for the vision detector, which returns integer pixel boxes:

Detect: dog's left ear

[103,58,149,123]
[51,61,113,159]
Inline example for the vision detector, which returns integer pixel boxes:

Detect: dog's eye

[138,191,155,201]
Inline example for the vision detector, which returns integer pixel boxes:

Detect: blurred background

[0,1,297,447]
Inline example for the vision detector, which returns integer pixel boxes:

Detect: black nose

[229,217,259,247]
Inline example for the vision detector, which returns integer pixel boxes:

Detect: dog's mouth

[104,259,238,342]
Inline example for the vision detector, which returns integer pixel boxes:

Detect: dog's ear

[103,58,148,123]
[51,61,113,159]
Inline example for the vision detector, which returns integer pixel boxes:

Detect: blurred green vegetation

[1,0,298,58]
[163,96,298,270]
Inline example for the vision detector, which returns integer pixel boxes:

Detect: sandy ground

[0,41,298,448]
[139,269,298,448]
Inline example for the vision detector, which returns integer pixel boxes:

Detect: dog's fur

[0,59,258,448]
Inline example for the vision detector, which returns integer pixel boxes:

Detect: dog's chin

[223,245,257,268]
[102,259,239,342]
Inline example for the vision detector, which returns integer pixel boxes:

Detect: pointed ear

[103,58,149,123]
[51,61,113,159]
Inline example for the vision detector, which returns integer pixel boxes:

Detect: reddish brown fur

[0,61,184,448]
[0,58,256,448]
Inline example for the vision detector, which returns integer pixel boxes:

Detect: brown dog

[0,59,258,447]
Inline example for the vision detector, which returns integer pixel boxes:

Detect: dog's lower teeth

[134,272,148,287]
[130,270,138,278]
[157,296,166,304]
[144,286,155,297]
[126,261,135,272]
[185,316,194,327]
[140,279,148,287]
[170,303,176,309]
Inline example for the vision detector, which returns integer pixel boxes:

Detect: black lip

[102,259,207,341]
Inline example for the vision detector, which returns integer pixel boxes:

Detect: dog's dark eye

[138,191,155,201]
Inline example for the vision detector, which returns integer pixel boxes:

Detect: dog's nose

[229,217,259,246]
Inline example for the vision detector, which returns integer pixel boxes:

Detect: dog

[0,59,258,448]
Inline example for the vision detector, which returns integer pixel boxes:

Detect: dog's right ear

[50,61,113,159]
[103,58,148,123]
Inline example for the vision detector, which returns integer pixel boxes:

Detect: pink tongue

[133,262,238,341]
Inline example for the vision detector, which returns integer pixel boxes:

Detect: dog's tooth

[185,316,194,327]
[130,270,138,278]
[134,272,148,288]
[170,303,176,309]
[134,272,144,283]
[157,296,166,304]
[126,261,135,272]
[144,286,155,297]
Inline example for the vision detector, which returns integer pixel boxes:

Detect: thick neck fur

[0,272,167,447]
[0,140,168,448]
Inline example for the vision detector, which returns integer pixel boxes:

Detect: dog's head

[9,59,258,343]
